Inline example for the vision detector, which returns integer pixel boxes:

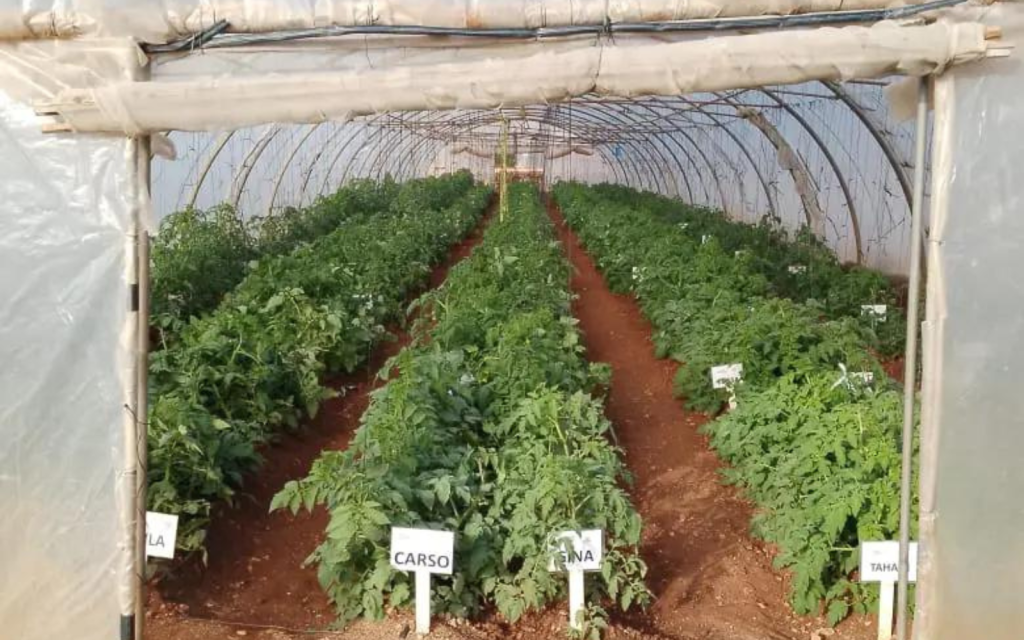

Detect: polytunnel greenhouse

[1,1,1022,640]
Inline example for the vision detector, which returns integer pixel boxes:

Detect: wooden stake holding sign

[860,541,918,640]
[548,530,604,630]
[390,527,455,635]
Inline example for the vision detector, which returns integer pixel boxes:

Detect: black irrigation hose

[142,0,968,54]
[143,19,230,53]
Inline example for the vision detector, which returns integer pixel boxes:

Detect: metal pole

[135,135,152,640]
[121,135,141,640]
[896,75,929,640]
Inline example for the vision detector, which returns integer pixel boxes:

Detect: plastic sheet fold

[917,4,1024,639]
[0,92,136,640]
[38,22,988,133]
[0,0,935,42]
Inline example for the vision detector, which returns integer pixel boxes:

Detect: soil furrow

[146,204,496,640]
[546,199,871,640]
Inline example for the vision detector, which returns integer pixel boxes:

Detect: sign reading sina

[548,529,604,630]
[548,529,603,572]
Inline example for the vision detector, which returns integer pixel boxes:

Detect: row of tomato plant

[273,183,648,637]
[577,183,907,356]
[148,173,490,553]
[151,178,403,343]
[552,182,914,625]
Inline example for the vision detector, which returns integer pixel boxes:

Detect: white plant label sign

[861,304,888,321]
[860,541,918,640]
[710,363,744,390]
[146,511,179,559]
[860,541,918,583]
[548,529,603,572]
[788,264,807,274]
[390,527,454,575]
[851,371,875,385]
[548,530,603,631]
[391,527,455,635]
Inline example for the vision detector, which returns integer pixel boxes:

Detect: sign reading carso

[390,527,455,575]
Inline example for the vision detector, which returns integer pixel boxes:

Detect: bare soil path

[547,200,875,640]
[148,197,876,640]
[147,206,496,640]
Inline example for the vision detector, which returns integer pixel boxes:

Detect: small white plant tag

[146,512,179,559]
[851,371,874,384]
[711,364,744,390]
[788,264,807,274]
[860,541,918,640]
[861,304,888,321]
[711,363,743,409]
[548,530,603,631]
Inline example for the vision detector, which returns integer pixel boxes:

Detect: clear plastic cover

[0,93,135,639]
[917,3,1024,638]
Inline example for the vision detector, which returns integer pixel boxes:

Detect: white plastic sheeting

[151,81,928,274]
[917,3,1024,638]
[0,0,935,41]
[0,94,137,640]
[0,2,1020,638]
[40,22,990,133]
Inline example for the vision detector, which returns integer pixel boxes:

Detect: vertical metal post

[134,136,152,640]
[896,75,930,640]
[120,133,142,640]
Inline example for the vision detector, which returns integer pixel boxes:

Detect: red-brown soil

[547,201,875,640]
[147,199,877,640]
[147,207,494,640]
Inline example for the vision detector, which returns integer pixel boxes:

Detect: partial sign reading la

[549,530,603,572]
[146,511,179,559]
[860,541,918,583]
[390,527,455,575]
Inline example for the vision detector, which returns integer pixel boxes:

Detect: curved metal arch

[363,112,471,183]
[314,117,394,197]
[359,107,648,189]
[339,119,395,186]
[387,101,717,201]
[596,98,729,205]
[553,102,671,194]
[662,95,778,220]
[267,123,322,214]
[441,106,652,188]
[391,111,626,186]
[757,88,865,262]
[613,100,697,203]
[295,123,354,204]
[575,98,720,204]
[564,99,693,198]
[231,125,283,210]
[185,131,234,209]
[383,109,632,188]
[821,81,913,207]
[537,101,678,192]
